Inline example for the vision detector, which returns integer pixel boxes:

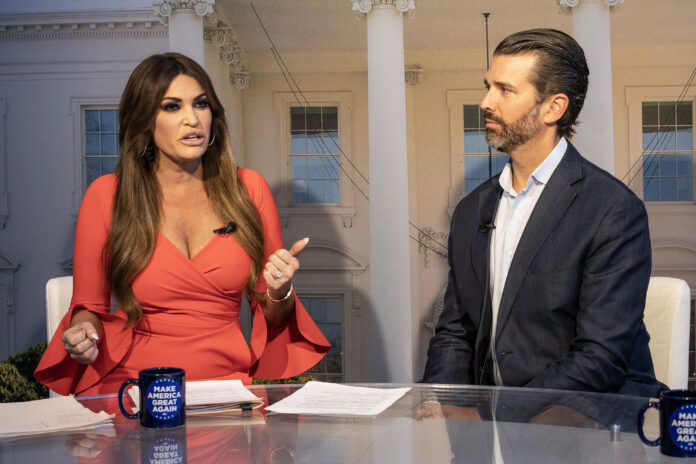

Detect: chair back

[643,276,691,389]
[46,276,73,340]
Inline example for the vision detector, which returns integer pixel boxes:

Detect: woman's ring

[273,271,283,280]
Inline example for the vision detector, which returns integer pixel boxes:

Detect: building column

[562,0,623,174]
[154,0,215,66]
[353,0,416,382]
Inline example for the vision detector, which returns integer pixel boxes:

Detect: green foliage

[0,343,49,402]
[252,374,315,385]
[0,362,39,402]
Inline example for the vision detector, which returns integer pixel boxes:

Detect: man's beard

[484,103,542,154]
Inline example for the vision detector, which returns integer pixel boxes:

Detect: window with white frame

[641,101,694,202]
[301,295,343,382]
[462,104,508,195]
[290,106,340,204]
[626,87,696,204]
[273,92,354,219]
[83,107,120,191]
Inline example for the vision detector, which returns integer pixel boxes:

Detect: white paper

[0,396,113,439]
[265,381,411,416]
[127,379,263,410]
[186,379,262,406]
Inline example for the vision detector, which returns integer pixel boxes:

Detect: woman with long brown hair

[35,53,330,395]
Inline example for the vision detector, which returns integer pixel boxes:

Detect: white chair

[46,276,73,340]
[45,276,73,397]
[643,276,691,390]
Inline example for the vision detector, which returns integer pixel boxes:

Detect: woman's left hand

[263,237,309,300]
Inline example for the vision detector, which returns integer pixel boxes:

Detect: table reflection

[0,384,664,464]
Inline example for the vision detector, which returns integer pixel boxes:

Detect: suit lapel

[470,178,502,289]
[471,178,502,379]
[494,145,584,339]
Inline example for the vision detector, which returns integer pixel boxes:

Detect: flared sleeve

[239,169,330,379]
[34,174,133,395]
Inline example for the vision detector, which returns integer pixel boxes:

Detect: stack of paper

[265,381,411,416]
[0,396,114,439]
[127,379,264,415]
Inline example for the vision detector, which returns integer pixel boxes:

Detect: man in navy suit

[423,28,663,397]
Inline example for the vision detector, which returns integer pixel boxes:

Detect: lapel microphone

[213,221,237,235]
[479,215,496,233]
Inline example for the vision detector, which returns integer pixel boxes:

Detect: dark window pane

[676,101,693,126]
[306,107,322,130]
[643,176,659,201]
[660,177,677,201]
[642,102,658,126]
[309,298,327,323]
[326,348,342,373]
[326,299,342,323]
[463,105,480,129]
[323,107,338,130]
[659,102,676,126]
[326,325,341,348]
[290,107,305,131]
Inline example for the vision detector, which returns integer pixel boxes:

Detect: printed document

[265,382,411,416]
[0,396,113,439]
[128,379,263,413]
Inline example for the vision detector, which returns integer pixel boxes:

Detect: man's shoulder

[452,176,500,216]
[565,145,642,207]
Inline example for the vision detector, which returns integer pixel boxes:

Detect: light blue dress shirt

[488,137,568,385]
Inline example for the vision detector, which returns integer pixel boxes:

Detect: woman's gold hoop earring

[208,134,216,147]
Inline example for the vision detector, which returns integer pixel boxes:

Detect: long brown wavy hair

[108,53,264,327]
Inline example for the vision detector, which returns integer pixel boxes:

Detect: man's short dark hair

[494,28,589,139]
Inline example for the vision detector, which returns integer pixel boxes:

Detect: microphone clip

[213,221,237,235]
[479,217,496,233]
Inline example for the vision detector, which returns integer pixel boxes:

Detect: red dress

[35,169,330,395]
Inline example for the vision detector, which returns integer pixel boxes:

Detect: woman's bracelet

[266,283,294,303]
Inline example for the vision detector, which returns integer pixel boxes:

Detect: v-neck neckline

[158,230,220,262]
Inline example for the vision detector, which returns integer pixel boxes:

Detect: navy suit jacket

[423,143,664,397]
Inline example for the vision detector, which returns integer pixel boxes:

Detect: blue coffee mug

[638,389,696,458]
[118,367,186,428]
